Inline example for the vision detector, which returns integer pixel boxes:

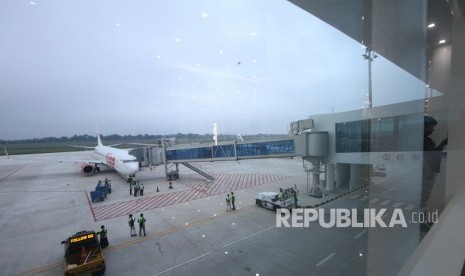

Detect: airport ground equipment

[166,170,179,181]
[60,231,106,275]
[90,180,112,202]
[97,180,111,195]
[255,191,295,212]
[90,190,105,203]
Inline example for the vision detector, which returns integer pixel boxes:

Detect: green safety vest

[138,217,146,225]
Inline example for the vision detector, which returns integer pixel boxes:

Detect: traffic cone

[156,186,159,192]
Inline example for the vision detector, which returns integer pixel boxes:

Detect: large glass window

[336,113,424,152]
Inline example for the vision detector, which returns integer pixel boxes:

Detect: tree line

[1,133,287,145]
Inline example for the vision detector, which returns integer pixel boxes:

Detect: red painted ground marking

[85,192,97,222]
[90,173,290,221]
[143,196,163,210]
[172,190,193,204]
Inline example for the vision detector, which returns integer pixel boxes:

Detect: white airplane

[72,134,140,180]
[4,134,140,181]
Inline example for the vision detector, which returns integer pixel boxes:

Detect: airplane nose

[130,163,139,174]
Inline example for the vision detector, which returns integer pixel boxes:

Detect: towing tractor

[61,231,106,275]
[255,191,296,212]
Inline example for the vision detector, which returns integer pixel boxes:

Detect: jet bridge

[128,146,163,168]
[130,137,297,181]
[128,125,328,184]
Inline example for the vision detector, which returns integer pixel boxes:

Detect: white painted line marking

[369,198,380,203]
[381,200,391,206]
[354,229,367,239]
[392,202,403,208]
[153,251,213,276]
[316,252,336,267]
[152,224,275,276]
[222,225,275,248]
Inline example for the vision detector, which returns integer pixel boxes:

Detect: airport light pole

[362,48,377,109]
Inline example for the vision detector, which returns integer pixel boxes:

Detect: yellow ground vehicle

[60,231,106,275]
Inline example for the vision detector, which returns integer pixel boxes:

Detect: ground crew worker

[138,213,146,236]
[135,181,140,197]
[278,189,284,201]
[291,188,298,208]
[226,194,231,212]
[140,182,144,196]
[128,214,136,236]
[129,182,133,195]
[98,225,109,248]
[231,192,236,211]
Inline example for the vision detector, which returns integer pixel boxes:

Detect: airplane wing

[56,158,105,164]
[4,155,105,165]
[3,147,105,165]
[68,145,95,150]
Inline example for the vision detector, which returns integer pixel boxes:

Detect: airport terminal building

[293,98,446,194]
[1,1,464,275]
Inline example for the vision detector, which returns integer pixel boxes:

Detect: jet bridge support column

[161,138,168,177]
[294,129,329,197]
[161,138,179,180]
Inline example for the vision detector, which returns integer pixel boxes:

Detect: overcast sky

[0,0,426,140]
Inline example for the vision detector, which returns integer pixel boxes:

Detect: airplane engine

[80,163,95,174]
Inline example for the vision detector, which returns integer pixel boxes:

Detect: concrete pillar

[349,164,362,190]
[326,163,335,192]
[337,163,350,189]
[312,173,319,188]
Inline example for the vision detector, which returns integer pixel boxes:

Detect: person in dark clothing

[421,116,447,230]
[138,213,147,236]
[291,188,298,208]
[98,225,109,248]
[231,192,236,211]
[128,214,136,237]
